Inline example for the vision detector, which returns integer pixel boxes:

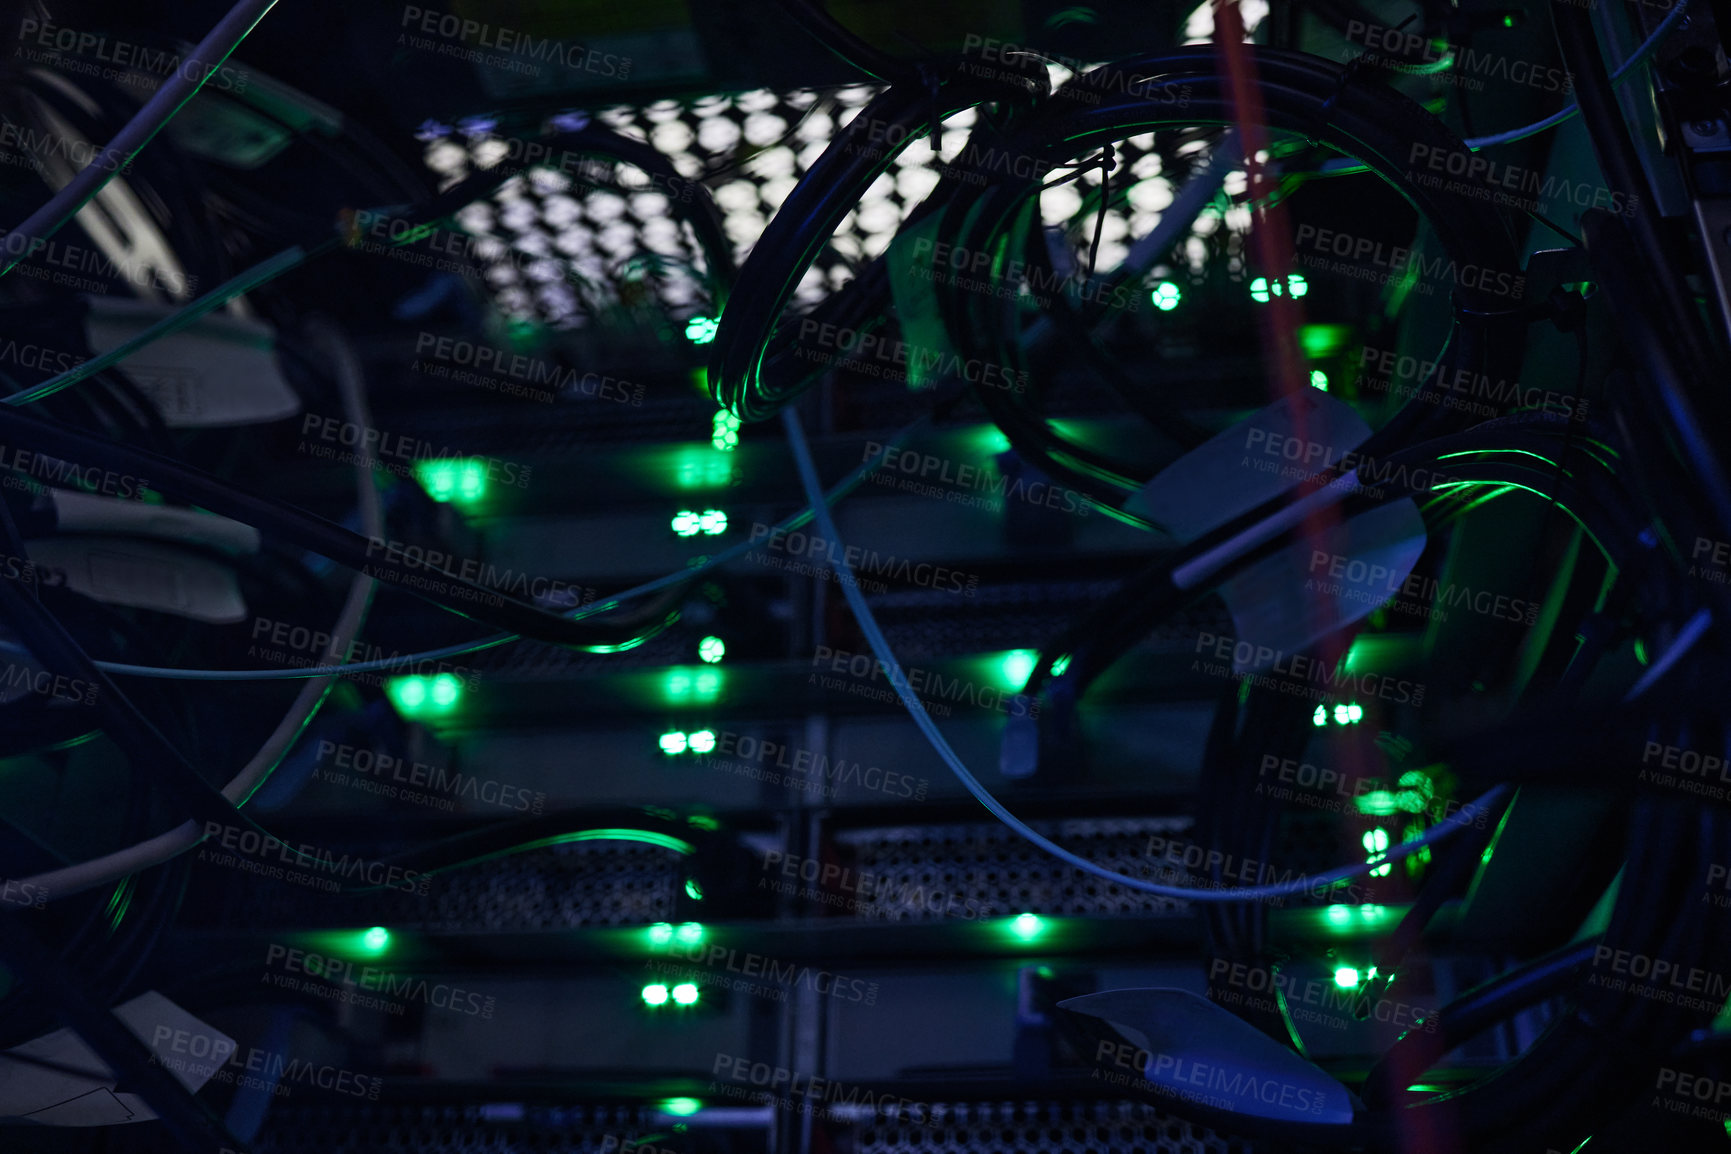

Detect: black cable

[0,399,685,651]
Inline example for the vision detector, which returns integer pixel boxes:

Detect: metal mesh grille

[850,1099,1248,1154]
[835,816,1193,920]
[416,90,1226,332]
[251,1101,655,1154]
[191,840,685,932]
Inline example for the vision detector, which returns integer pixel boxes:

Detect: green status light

[712,410,741,451]
[685,316,719,345]
[1250,274,1308,303]
[673,509,728,537]
[675,922,703,945]
[361,926,391,955]
[648,922,674,945]
[1334,967,1360,989]
[998,649,1038,689]
[659,731,688,756]
[1008,912,1046,943]
[1309,369,1329,392]
[642,983,670,1005]
[387,673,463,719]
[416,459,488,506]
[672,982,700,1005]
[659,1098,703,1116]
[1150,281,1182,311]
[698,636,725,664]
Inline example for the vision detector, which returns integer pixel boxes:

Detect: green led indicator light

[1334,967,1359,989]
[416,459,488,506]
[1050,654,1071,677]
[712,410,741,451]
[387,674,462,719]
[1009,912,1045,942]
[361,926,391,954]
[675,922,703,945]
[659,731,688,756]
[642,983,670,1005]
[999,649,1038,689]
[672,982,700,1005]
[1150,281,1182,311]
[685,878,704,900]
[660,1098,703,1116]
[685,316,719,344]
[1250,274,1307,303]
[648,922,674,945]
[687,729,716,754]
[674,509,728,537]
[698,636,725,664]
[1309,369,1329,392]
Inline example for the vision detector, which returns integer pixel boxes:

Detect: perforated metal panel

[849,1099,1249,1154]
[191,840,686,932]
[251,1101,659,1154]
[835,816,1194,920]
[418,88,1216,331]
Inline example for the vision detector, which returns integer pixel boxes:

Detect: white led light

[1040,184,1083,223]
[426,141,469,175]
[796,110,833,143]
[652,120,694,154]
[1128,178,1174,213]
[716,180,758,212]
[697,116,742,153]
[750,145,797,181]
[744,111,788,147]
[646,99,682,122]
[759,176,798,211]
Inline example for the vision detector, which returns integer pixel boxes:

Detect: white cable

[19,318,379,903]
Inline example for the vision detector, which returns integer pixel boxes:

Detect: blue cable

[779,405,1510,903]
[1317,0,1691,175]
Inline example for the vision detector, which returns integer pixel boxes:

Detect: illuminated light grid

[419,89,1237,331]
